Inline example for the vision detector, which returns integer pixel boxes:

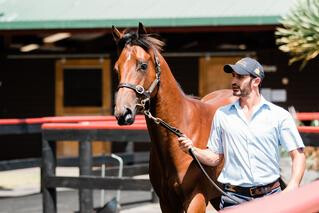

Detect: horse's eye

[140,63,148,71]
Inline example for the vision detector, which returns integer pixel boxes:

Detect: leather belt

[224,180,281,197]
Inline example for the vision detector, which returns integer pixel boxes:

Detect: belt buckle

[249,187,257,196]
[250,186,270,196]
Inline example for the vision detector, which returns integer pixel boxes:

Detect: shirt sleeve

[207,109,224,154]
[279,112,305,152]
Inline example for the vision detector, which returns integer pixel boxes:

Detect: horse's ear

[138,22,147,35]
[112,25,122,42]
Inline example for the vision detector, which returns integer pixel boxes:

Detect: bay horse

[112,23,237,212]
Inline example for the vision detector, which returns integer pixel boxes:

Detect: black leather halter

[117,49,161,104]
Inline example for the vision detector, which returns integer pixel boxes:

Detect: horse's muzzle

[115,106,135,125]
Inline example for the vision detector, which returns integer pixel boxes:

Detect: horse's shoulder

[201,89,237,107]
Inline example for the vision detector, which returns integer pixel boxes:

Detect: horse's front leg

[186,193,217,213]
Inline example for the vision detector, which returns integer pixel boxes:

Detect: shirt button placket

[247,125,255,183]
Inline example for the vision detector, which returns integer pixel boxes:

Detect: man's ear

[253,77,262,88]
[112,25,123,43]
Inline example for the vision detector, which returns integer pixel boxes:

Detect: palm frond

[276,0,319,69]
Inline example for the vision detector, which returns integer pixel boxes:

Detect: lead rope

[143,109,242,204]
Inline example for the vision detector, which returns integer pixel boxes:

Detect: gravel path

[0,157,318,213]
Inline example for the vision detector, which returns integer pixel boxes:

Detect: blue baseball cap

[224,57,265,80]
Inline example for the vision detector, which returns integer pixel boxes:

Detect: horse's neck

[152,56,187,124]
[148,56,198,168]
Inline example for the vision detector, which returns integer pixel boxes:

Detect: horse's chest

[163,177,184,199]
[150,165,183,196]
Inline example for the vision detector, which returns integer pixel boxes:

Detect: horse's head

[112,23,164,125]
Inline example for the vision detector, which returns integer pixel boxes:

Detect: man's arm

[193,147,224,167]
[284,148,306,192]
[178,136,223,167]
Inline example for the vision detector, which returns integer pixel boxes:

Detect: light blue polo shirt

[207,96,304,187]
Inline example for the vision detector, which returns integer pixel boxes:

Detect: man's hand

[178,135,223,166]
[283,148,306,193]
[177,136,193,154]
[282,182,299,193]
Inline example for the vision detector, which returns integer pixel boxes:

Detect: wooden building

[1,0,318,160]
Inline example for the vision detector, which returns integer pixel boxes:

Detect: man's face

[231,72,254,97]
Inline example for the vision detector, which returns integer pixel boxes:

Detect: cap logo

[255,68,260,76]
[236,59,247,67]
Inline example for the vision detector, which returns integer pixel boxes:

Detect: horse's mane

[117,30,165,53]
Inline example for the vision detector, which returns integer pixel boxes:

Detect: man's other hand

[177,136,194,154]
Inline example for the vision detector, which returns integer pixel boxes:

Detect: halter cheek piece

[117,49,161,110]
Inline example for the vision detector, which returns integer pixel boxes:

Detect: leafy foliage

[276,0,319,69]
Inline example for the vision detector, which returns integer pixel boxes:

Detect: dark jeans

[220,186,282,209]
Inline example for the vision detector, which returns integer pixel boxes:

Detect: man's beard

[232,83,252,97]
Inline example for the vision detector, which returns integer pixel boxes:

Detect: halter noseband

[117,48,161,110]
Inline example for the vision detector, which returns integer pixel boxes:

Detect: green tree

[276,0,319,69]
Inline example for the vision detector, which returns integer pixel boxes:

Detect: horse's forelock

[117,31,165,53]
[117,31,137,51]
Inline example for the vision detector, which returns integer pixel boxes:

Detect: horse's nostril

[124,108,134,124]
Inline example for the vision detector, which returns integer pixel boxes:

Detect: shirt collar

[229,95,270,112]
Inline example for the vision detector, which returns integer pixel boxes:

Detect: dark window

[63,69,102,107]
[166,57,199,96]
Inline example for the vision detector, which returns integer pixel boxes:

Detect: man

[178,57,306,209]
